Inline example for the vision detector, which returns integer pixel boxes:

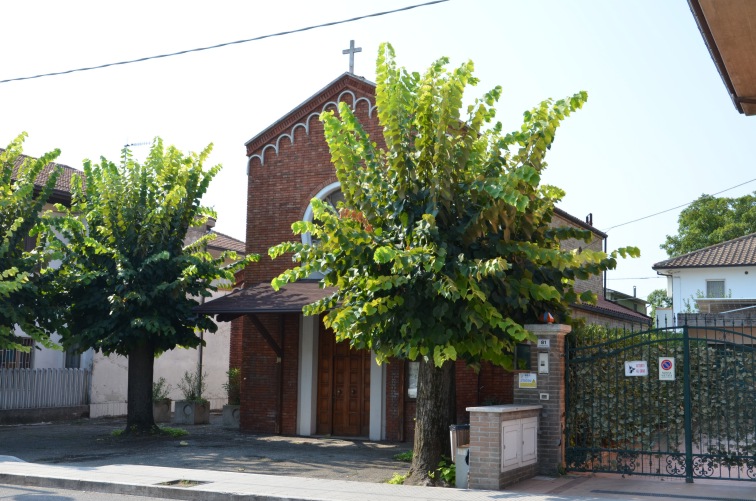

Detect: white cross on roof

[342,40,362,74]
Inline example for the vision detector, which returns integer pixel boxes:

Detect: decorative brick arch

[247,90,377,173]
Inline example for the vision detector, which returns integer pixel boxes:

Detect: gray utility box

[450,424,471,489]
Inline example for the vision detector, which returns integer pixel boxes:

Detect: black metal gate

[565,323,756,482]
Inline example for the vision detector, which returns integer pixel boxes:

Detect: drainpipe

[603,236,608,300]
[197,217,214,400]
[198,296,205,399]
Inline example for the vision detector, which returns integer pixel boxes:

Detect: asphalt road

[0,415,409,484]
[0,484,172,501]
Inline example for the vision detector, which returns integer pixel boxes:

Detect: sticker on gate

[658,357,675,381]
[624,360,648,376]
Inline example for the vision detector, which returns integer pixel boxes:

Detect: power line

[0,0,449,85]
[601,176,756,232]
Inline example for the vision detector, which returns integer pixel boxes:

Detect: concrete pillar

[296,316,318,436]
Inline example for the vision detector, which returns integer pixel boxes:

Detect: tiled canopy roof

[653,233,756,269]
[195,280,336,317]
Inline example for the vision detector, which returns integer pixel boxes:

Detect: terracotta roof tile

[572,295,652,324]
[5,149,82,202]
[209,230,246,255]
[653,233,756,269]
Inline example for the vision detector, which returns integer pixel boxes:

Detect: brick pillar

[514,323,571,477]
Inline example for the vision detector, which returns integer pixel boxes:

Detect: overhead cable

[0,0,449,85]
[602,176,756,232]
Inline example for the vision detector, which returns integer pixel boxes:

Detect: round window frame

[301,181,342,246]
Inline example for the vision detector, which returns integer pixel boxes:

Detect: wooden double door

[316,329,370,437]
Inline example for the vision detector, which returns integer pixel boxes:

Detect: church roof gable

[245,73,377,166]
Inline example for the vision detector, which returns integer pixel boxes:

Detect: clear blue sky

[2,1,755,302]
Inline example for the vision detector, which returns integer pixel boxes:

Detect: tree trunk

[125,339,157,433]
[405,358,454,486]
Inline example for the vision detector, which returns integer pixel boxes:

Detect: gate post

[682,325,693,483]
[516,323,571,476]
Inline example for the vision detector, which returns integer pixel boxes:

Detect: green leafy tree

[270,44,637,485]
[661,193,756,257]
[0,133,61,350]
[51,139,258,433]
[646,288,672,324]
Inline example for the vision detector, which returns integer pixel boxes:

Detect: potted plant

[152,377,172,423]
[222,368,241,428]
[173,365,210,425]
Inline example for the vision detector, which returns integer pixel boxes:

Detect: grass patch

[387,472,407,484]
[393,450,413,462]
[160,426,188,437]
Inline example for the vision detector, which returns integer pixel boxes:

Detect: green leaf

[373,246,397,264]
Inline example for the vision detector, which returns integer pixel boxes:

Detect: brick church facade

[198,72,649,442]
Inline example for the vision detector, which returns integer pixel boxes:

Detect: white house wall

[663,266,756,315]
[89,289,232,418]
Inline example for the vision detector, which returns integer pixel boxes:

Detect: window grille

[0,338,34,368]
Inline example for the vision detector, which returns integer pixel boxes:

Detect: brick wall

[229,315,245,369]
[455,361,514,424]
[385,358,516,443]
[551,212,604,295]
[239,312,299,434]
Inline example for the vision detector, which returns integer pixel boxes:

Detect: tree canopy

[646,288,672,324]
[270,43,637,483]
[50,138,257,431]
[661,193,756,257]
[0,133,61,351]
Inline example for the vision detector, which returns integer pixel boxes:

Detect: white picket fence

[0,368,91,410]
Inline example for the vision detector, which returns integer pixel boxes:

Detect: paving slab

[0,458,619,501]
[4,458,756,501]
[3,416,756,500]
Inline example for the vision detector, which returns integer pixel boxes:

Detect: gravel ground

[0,414,411,483]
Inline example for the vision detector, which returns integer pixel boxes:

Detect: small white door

[522,417,538,465]
[501,422,521,470]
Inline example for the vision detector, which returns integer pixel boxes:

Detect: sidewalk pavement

[3,456,756,501]
[3,417,756,500]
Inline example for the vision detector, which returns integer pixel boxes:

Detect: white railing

[0,368,91,410]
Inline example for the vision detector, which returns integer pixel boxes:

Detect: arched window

[301,182,345,246]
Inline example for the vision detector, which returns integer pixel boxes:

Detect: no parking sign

[659,357,675,381]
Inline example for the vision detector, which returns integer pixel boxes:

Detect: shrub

[177,365,208,403]
[223,368,241,405]
[152,377,172,402]
[387,472,407,484]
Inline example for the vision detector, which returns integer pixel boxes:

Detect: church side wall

[239,83,383,436]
